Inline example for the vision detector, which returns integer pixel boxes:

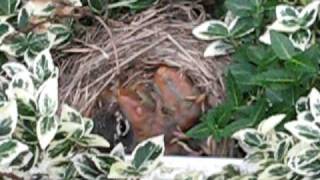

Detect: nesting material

[57,1,234,156]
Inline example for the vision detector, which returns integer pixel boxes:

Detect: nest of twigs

[56,1,239,157]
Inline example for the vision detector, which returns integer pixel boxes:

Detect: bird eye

[116,118,130,137]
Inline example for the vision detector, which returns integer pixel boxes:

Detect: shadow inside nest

[55,1,241,157]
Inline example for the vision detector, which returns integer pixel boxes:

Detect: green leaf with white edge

[2,62,28,78]
[270,31,296,60]
[285,120,320,143]
[288,146,320,176]
[289,29,311,51]
[93,154,119,174]
[17,8,29,29]
[228,17,255,38]
[59,104,85,138]
[111,143,126,160]
[269,20,300,33]
[27,32,54,55]
[0,0,21,17]
[9,72,35,95]
[276,5,298,21]
[10,89,37,117]
[47,139,75,160]
[274,138,293,162]
[0,139,28,167]
[257,114,286,135]
[24,1,55,17]
[108,160,138,179]
[0,100,18,139]
[37,115,58,150]
[308,88,320,120]
[257,163,290,180]
[204,40,234,57]
[0,33,28,57]
[298,1,320,28]
[0,22,14,44]
[31,49,55,82]
[232,129,269,153]
[225,0,261,17]
[72,153,104,180]
[36,77,59,116]
[192,20,229,41]
[131,135,164,171]
[49,24,72,47]
[77,134,110,148]
[88,0,106,14]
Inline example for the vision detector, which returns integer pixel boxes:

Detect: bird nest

[56,1,237,156]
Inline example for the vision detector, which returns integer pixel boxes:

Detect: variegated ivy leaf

[0,33,28,57]
[0,22,14,44]
[308,88,320,120]
[274,138,293,162]
[49,24,72,47]
[31,49,55,82]
[131,135,164,172]
[47,139,75,160]
[59,104,85,138]
[233,129,269,153]
[257,163,290,180]
[192,20,229,41]
[276,5,299,21]
[9,89,37,117]
[36,77,58,116]
[36,115,58,149]
[0,100,18,139]
[269,18,300,33]
[289,29,311,51]
[204,40,234,57]
[288,146,320,176]
[257,114,286,135]
[0,0,21,20]
[77,134,110,148]
[1,32,55,57]
[285,120,320,143]
[24,0,55,17]
[72,153,105,180]
[27,32,54,56]
[0,139,28,167]
[93,154,119,174]
[9,72,35,95]
[2,62,28,78]
[108,160,137,179]
[228,17,255,38]
[298,1,320,28]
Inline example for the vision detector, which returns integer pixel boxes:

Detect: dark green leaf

[225,0,261,17]
[270,31,296,60]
